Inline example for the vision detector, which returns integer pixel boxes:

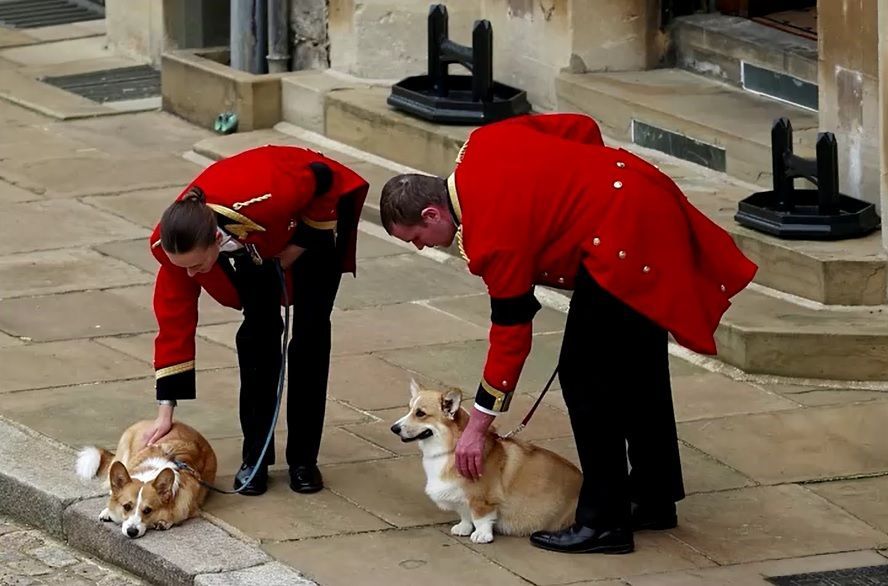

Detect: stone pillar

[568,0,663,73]
[818,0,880,208]
[328,0,480,79]
[291,0,329,70]
[880,1,888,250]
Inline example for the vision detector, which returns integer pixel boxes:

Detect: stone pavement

[1,27,888,586]
[0,513,146,586]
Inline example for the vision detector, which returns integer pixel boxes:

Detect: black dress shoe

[530,524,634,554]
[289,465,323,494]
[233,462,268,496]
[631,501,677,531]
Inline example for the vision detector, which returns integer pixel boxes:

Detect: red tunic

[150,145,368,400]
[448,113,757,413]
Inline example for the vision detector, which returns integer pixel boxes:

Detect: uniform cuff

[155,363,196,401]
[474,380,513,414]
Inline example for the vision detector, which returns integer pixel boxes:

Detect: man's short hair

[379,174,448,233]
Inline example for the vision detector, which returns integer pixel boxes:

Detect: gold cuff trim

[477,379,512,413]
[232,192,272,210]
[206,203,266,239]
[302,217,337,230]
[447,173,462,224]
[151,239,161,249]
[155,361,195,379]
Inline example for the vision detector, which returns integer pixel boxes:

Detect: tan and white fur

[391,380,582,543]
[75,420,217,539]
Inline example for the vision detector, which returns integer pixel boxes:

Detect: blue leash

[175,259,289,494]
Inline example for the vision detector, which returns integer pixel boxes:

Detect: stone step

[555,68,818,188]
[716,287,888,381]
[190,126,888,382]
[671,14,818,110]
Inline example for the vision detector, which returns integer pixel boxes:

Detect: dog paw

[450,521,474,536]
[470,529,494,544]
[152,521,171,531]
[98,508,113,522]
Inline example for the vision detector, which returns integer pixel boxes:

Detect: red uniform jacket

[150,145,368,401]
[448,113,757,414]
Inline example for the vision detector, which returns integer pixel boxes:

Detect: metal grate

[767,564,888,585]
[40,65,160,103]
[0,0,104,29]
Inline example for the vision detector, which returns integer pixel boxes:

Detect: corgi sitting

[75,420,217,539]
[390,380,582,544]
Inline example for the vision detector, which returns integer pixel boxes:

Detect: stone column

[817,0,880,208]
[880,1,888,249]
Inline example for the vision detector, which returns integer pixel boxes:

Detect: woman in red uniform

[380,113,756,554]
[146,145,368,496]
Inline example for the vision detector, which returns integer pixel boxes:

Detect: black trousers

[226,234,341,469]
[558,265,685,527]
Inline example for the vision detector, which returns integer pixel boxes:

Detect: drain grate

[41,65,160,103]
[0,0,104,29]
[767,564,888,585]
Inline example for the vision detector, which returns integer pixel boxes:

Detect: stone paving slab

[95,332,235,368]
[459,530,715,585]
[759,383,888,407]
[0,152,197,198]
[0,123,95,161]
[0,331,24,348]
[0,249,151,298]
[322,457,469,528]
[0,340,147,393]
[670,373,800,422]
[0,516,147,586]
[678,400,888,484]
[807,476,888,535]
[0,37,111,68]
[626,550,888,585]
[194,561,316,586]
[65,498,270,586]
[0,417,103,536]
[82,187,181,229]
[204,470,392,541]
[671,484,888,565]
[425,292,568,334]
[377,333,565,396]
[263,527,536,586]
[93,239,157,274]
[0,199,148,255]
[327,353,443,411]
[336,253,484,310]
[0,178,41,203]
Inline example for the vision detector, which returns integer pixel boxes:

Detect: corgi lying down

[75,420,217,538]
[391,380,582,543]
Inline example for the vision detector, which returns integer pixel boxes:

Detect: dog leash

[175,259,290,495]
[500,365,559,439]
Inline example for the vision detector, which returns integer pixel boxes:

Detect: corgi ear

[441,389,462,418]
[152,468,176,504]
[409,378,421,399]
[109,461,131,492]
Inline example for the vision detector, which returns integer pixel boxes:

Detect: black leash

[501,365,559,439]
[175,259,290,494]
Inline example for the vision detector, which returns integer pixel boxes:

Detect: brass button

[557,277,565,284]
[642,265,650,273]
[613,181,623,189]
[593,237,601,246]
[542,271,548,277]
[501,380,508,386]
[720,284,727,292]
[618,250,627,259]
[616,161,626,168]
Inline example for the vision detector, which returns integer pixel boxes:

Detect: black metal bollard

[734,118,879,240]
[387,4,530,125]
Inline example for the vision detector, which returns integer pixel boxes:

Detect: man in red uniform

[379,113,756,553]
[146,145,368,496]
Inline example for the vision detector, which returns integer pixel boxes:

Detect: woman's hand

[143,404,174,447]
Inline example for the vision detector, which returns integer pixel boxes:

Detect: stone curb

[0,416,316,585]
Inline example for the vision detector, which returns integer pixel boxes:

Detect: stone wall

[291,0,329,70]
[880,2,888,248]
[818,0,880,208]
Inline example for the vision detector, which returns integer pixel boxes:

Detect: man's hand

[143,404,174,447]
[455,409,496,481]
[276,244,306,270]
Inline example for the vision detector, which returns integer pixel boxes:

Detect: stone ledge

[161,48,289,132]
[0,416,103,537]
[0,415,304,585]
[64,498,272,586]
